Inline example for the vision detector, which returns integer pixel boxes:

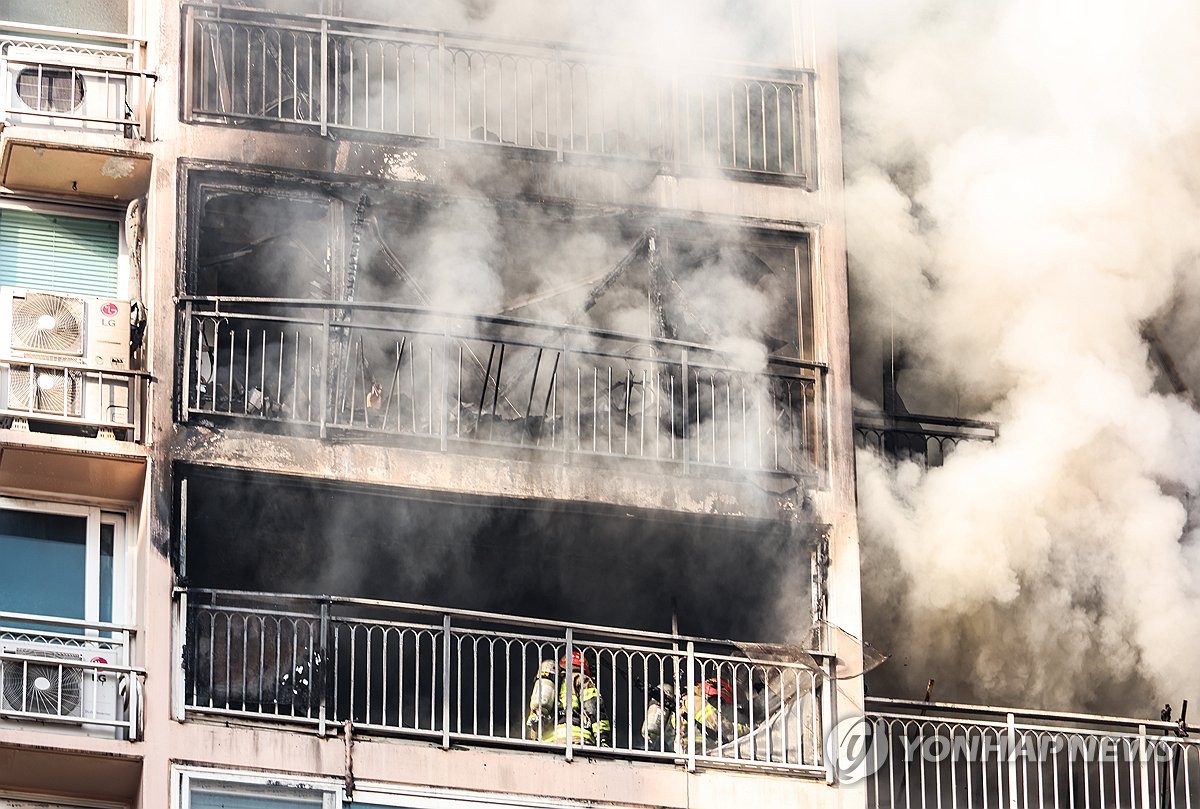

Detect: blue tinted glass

[0,508,87,621]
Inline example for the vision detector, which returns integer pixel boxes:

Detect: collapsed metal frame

[178,297,826,479]
[866,697,1200,809]
[180,2,815,184]
[176,586,831,776]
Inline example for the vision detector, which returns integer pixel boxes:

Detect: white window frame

[175,768,342,809]
[0,198,132,299]
[0,495,128,625]
[173,767,588,809]
[0,791,127,808]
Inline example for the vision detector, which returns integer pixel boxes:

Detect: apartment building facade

[9,1,1200,809]
[0,1,869,807]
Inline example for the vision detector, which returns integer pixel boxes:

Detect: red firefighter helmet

[559,651,592,677]
[703,677,735,703]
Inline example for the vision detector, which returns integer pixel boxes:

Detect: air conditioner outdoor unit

[0,641,120,725]
[0,287,131,422]
[3,45,128,131]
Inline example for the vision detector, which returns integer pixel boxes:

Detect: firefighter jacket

[681,686,749,752]
[526,667,611,746]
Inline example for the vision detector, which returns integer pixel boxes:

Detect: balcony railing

[182,3,814,182]
[179,587,828,774]
[1,357,147,441]
[0,612,142,740]
[0,22,156,137]
[865,697,1200,808]
[854,411,998,467]
[179,298,825,479]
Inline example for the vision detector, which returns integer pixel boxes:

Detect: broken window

[189,185,332,298]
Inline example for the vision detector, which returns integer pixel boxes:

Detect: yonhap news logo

[827,715,890,783]
[826,715,1186,785]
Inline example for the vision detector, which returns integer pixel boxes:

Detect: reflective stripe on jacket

[526,670,610,746]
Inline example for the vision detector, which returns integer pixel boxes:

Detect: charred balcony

[181,3,815,185]
[179,589,829,774]
[178,173,825,482]
[176,468,829,774]
[853,411,998,468]
[179,300,823,478]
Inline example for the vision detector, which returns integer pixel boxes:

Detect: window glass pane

[190,786,324,809]
[0,508,87,621]
[0,209,120,297]
[2,0,128,34]
[99,522,115,624]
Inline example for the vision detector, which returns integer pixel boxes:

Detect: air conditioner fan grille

[8,365,81,415]
[1,650,83,715]
[11,293,85,356]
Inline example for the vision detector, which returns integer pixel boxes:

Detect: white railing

[865,697,1200,808]
[182,4,813,182]
[1,356,147,441]
[179,298,824,478]
[0,612,142,740]
[0,22,156,137]
[180,588,828,775]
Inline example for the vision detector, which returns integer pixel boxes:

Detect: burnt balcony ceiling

[181,466,815,641]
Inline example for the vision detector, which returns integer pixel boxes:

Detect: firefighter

[641,682,678,752]
[681,677,749,753]
[526,651,611,747]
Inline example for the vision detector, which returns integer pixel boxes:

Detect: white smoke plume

[841,0,1200,711]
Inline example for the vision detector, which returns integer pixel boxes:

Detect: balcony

[181,3,814,184]
[0,22,156,198]
[178,587,828,775]
[1,356,147,441]
[865,697,1199,808]
[0,22,154,136]
[0,612,141,741]
[854,411,998,467]
[179,298,825,480]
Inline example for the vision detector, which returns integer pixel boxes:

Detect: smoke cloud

[841,0,1200,711]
